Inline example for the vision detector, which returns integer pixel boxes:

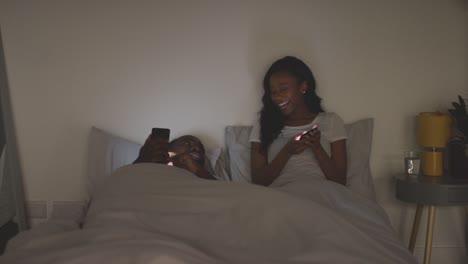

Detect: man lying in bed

[133,134,216,180]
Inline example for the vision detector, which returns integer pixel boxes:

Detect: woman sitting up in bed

[250,56,347,188]
[134,134,216,180]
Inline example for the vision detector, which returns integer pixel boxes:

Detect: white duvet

[1,164,417,264]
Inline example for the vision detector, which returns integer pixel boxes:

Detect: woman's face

[269,72,307,116]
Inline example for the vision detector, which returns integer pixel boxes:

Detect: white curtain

[0,28,28,230]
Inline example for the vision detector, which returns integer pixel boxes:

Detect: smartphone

[295,124,319,141]
[151,128,170,141]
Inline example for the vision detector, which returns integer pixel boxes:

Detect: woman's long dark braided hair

[259,56,324,153]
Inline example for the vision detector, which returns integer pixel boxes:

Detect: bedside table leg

[423,206,436,264]
[409,204,423,253]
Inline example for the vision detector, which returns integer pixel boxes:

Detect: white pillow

[344,119,376,200]
[224,119,376,200]
[87,127,142,195]
[205,148,230,181]
[225,126,252,182]
[87,127,229,194]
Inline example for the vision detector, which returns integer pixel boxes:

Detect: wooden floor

[0,220,18,255]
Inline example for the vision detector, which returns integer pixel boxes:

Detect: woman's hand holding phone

[294,124,319,141]
[288,124,321,153]
[286,127,316,155]
[298,126,321,150]
[286,137,309,155]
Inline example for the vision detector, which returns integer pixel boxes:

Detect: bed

[0,119,418,263]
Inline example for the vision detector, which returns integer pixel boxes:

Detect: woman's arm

[250,139,308,186]
[308,137,347,185]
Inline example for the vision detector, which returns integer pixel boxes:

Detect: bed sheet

[1,164,416,264]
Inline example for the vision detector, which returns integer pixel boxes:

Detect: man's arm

[133,135,169,164]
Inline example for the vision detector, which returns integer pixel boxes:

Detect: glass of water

[404,151,421,176]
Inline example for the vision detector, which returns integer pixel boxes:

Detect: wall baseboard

[25,201,47,219]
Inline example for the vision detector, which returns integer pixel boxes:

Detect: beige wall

[1,0,467,261]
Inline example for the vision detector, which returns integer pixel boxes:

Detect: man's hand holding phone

[134,128,170,164]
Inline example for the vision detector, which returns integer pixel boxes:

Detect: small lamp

[417,112,452,176]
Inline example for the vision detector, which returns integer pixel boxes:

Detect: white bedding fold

[1,164,417,264]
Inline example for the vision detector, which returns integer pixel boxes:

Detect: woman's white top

[249,112,347,187]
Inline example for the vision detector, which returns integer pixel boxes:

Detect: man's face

[168,146,189,168]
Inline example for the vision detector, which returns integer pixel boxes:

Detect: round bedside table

[395,175,468,264]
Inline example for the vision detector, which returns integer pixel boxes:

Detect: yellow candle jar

[422,151,443,176]
[418,112,452,177]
